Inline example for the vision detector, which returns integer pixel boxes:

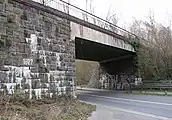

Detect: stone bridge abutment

[0,0,136,98]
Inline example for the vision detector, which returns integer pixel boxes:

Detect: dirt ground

[0,95,96,120]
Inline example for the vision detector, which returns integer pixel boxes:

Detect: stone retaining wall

[0,0,75,99]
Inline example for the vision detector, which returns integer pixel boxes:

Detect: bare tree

[40,0,45,4]
[105,6,119,32]
[85,0,95,14]
[129,11,172,81]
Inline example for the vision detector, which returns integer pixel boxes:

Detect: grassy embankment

[0,95,96,120]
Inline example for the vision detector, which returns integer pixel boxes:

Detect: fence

[141,80,172,90]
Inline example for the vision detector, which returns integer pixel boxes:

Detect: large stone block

[0,3,4,12]
[6,28,13,35]
[7,14,16,23]
[5,22,19,30]
[30,67,38,73]
[5,3,13,12]
[4,57,13,65]
[0,0,5,4]
[13,7,23,15]
[38,64,49,73]
[0,26,6,35]
[31,79,41,89]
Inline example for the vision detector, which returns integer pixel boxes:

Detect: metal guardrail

[33,0,139,41]
[141,80,172,89]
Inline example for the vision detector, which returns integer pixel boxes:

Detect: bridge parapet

[33,0,138,41]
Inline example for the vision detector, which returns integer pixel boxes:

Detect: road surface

[77,88,172,120]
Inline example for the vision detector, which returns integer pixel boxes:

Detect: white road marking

[84,94,172,106]
[81,101,172,120]
[108,106,171,120]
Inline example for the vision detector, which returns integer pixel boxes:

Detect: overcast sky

[65,0,172,28]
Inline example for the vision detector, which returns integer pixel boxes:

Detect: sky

[65,0,172,28]
[34,0,172,29]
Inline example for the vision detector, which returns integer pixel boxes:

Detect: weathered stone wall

[0,0,75,99]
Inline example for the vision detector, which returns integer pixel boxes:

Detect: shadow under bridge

[75,37,136,90]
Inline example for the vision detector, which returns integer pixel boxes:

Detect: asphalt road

[77,89,172,120]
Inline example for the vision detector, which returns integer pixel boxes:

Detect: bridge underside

[75,38,135,74]
[75,37,135,62]
[75,37,136,75]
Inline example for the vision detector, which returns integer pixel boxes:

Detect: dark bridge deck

[75,37,135,62]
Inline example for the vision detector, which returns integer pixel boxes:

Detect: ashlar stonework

[0,0,75,99]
